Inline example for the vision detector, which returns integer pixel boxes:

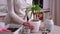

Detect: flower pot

[29,20,41,32]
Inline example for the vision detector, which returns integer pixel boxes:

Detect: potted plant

[31,4,43,21]
[28,4,43,32]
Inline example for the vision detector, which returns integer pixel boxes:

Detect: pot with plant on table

[28,3,43,33]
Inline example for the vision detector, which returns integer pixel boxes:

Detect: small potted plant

[31,3,43,21]
[28,4,42,32]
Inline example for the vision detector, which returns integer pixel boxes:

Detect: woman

[5,0,33,25]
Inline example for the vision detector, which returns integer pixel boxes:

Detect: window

[33,0,43,8]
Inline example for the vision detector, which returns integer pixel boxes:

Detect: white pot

[29,20,41,32]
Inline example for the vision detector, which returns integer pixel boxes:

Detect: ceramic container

[29,20,41,32]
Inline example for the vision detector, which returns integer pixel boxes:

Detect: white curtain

[50,0,60,26]
[43,0,60,26]
[43,0,50,20]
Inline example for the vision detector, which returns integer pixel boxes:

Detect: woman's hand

[23,22,34,30]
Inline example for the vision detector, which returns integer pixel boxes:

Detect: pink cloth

[0,28,11,32]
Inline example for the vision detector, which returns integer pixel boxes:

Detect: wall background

[0,0,7,5]
[0,0,7,13]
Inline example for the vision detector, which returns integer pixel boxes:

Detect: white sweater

[5,0,33,24]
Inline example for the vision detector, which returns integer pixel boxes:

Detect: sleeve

[7,0,26,24]
[26,0,33,6]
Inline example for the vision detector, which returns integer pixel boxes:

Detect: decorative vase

[44,19,54,32]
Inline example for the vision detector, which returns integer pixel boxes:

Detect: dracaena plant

[30,3,41,18]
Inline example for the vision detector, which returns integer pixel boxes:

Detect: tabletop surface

[31,25,60,34]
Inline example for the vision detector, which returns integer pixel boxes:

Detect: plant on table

[31,3,43,21]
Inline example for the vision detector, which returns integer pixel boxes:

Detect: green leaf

[30,3,41,18]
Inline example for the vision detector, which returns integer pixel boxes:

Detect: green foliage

[30,3,41,18]
[31,4,41,13]
[35,4,41,11]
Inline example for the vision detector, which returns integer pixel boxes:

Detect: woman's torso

[14,0,32,19]
[5,0,33,24]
